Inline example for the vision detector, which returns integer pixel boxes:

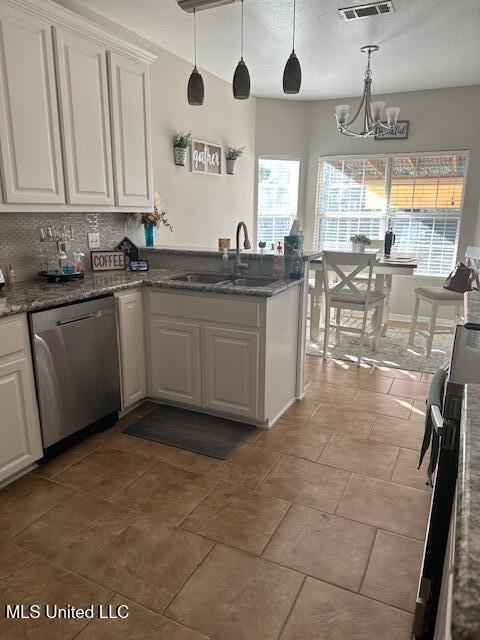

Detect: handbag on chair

[443,262,476,293]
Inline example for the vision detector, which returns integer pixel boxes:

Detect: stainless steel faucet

[235,221,251,275]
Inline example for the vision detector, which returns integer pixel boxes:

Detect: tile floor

[0,356,432,639]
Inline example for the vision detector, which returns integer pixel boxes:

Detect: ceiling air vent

[339,1,394,21]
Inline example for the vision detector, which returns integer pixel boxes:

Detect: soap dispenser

[221,248,231,276]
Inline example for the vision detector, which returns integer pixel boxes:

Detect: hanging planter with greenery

[173,131,192,166]
[225,146,244,175]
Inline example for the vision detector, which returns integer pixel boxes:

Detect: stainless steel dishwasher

[30,296,121,451]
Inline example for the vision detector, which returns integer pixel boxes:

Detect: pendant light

[187,8,204,106]
[283,0,301,94]
[232,0,250,100]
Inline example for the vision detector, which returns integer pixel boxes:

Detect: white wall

[149,48,256,248]
[255,98,310,232]
[256,85,480,320]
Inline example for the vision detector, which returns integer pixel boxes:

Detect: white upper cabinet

[54,27,114,206]
[109,53,152,207]
[0,6,64,204]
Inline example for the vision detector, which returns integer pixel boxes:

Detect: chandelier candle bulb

[371,101,386,120]
[386,106,401,125]
[335,104,350,126]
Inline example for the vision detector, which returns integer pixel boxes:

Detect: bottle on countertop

[290,248,303,280]
[7,264,16,283]
[273,243,285,280]
[221,247,231,275]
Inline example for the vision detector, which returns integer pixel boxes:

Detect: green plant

[225,146,245,160]
[258,241,267,249]
[350,234,372,246]
[173,131,192,148]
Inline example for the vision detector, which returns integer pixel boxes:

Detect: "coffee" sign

[91,250,126,271]
[192,140,222,175]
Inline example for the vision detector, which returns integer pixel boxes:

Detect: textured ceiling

[61,0,480,99]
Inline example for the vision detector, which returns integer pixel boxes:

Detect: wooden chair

[408,246,480,357]
[322,251,385,364]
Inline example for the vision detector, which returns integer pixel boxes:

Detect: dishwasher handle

[56,310,103,326]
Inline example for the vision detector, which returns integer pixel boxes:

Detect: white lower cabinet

[150,318,202,407]
[144,288,301,425]
[0,315,43,483]
[116,290,146,409]
[204,325,259,419]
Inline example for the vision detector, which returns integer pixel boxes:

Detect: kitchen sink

[227,276,276,287]
[169,273,277,288]
[170,273,230,284]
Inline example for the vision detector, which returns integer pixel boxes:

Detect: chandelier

[335,45,401,138]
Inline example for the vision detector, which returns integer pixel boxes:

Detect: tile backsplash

[0,212,134,281]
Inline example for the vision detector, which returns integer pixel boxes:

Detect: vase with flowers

[129,193,173,247]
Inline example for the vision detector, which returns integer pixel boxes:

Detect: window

[314,153,468,276]
[257,158,300,246]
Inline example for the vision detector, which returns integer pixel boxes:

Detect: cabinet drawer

[148,290,262,328]
[0,316,27,358]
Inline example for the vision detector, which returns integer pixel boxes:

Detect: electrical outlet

[88,232,100,249]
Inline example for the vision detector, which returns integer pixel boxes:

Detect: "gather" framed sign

[191,139,222,175]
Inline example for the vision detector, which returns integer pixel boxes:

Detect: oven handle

[431,405,444,436]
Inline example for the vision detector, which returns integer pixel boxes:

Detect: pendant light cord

[241,0,244,59]
[193,8,197,68]
[292,0,296,51]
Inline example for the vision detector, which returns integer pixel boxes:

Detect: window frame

[314,150,470,278]
[255,155,301,246]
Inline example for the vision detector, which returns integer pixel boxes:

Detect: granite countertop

[452,382,480,640]
[0,269,303,318]
[464,290,480,328]
[141,245,323,262]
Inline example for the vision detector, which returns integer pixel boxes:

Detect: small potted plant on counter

[129,193,173,247]
[173,131,191,166]
[225,146,244,175]
[350,234,372,253]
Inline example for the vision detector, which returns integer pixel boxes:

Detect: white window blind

[314,153,468,276]
[257,158,300,246]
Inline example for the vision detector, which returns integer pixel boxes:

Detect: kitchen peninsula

[0,245,318,485]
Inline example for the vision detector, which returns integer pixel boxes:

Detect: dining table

[308,252,419,341]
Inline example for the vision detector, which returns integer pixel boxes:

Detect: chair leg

[373,301,384,352]
[358,309,368,365]
[335,308,341,345]
[409,294,420,345]
[426,301,438,358]
[323,303,330,362]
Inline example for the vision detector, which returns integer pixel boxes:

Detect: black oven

[413,322,480,639]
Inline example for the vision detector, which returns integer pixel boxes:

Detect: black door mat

[122,404,257,460]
